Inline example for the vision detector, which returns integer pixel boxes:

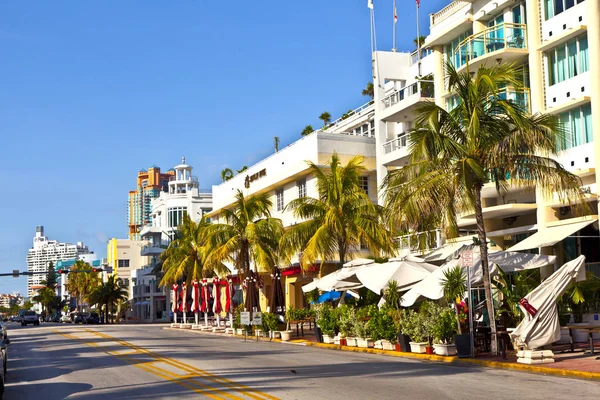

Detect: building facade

[106,238,151,299]
[372,0,600,274]
[26,226,95,297]
[127,165,175,240]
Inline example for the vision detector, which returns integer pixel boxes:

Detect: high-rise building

[127,165,175,240]
[26,226,95,297]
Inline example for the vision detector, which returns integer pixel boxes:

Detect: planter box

[409,342,428,353]
[346,337,357,347]
[357,338,374,348]
[381,340,395,351]
[374,340,383,350]
[280,331,293,341]
[235,328,244,335]
[455,334,471,358]
[323,334,333,344]
[433,343,457,356]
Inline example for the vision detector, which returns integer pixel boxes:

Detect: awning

[508,218,597,252]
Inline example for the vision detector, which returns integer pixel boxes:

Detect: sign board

[462,250,473,268]
[240,312,251,325]
[252,312,262,326]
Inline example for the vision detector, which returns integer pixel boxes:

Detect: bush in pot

[402,309,428,353]
[262,312,280,338]
[369,306,397,350]
[315,304,337,343]
[433,308,458,356]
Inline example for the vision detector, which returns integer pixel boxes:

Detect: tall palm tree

[65,260,101,311]
[319,111,331,127]
[362,82,374,100]
[204,190,283,276]
[159,215,222,287]
[221,168,234,182]
[89,276,129,323]
[301,125,314,137]
[413,35,426,49]
[32,287,55,313]
[281,152,394,269]
[383,62,585,353]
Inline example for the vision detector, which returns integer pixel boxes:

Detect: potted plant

[433,308,458,356]
[369,306,397,351]
[384,281,409,351]
[233,305,243,335]
[354,320,373,348]
[262,312,279,338]
[441,266,470,357]
[403,309,428,353]
[338,305,356,346]
[316,304,337,344]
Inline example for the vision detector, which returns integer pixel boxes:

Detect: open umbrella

[316,290,353,304]
[269,267,285,315]
[355,258,438,294]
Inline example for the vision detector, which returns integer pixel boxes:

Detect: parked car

[0,336,8,397]
[72,313,85,324]
[83,312,100,325]
[21,311,39,327]
[60,314,72,323]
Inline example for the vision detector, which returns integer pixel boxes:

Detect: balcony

[380,81,434,123]
[451,23,528,73]
[497,88,531,112]
[140,244,168,256]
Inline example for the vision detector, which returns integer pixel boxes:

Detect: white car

[60,314,72,323]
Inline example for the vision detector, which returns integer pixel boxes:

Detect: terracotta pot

[394,343,401,352]
[425,346,434,355]
[340,339,347,346]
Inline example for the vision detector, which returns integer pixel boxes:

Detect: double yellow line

[52,329,278,400]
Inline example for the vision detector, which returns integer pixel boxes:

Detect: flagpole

[416,0,422,76]
[392,0,397,52]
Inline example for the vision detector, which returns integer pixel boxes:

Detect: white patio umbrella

[510,255,586,350]
[355,259,438,295]
[301,263,369,293]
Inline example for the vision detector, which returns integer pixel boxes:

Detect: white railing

[381,80,434,110]
[397,229,443,252]
[410,48,433,65]
[169,175,199,183]
[326,100,375,128]
[383,133,409,154]
[430,0,470,27]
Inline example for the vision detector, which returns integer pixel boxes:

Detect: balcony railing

[451,23,527,69]
[410,48,433,65]
[169,175,199,183]
[383,133,409,155]
[397,229,443,252]
[430,0,470,27]
[381,80,434,110]
[497,88,530,112]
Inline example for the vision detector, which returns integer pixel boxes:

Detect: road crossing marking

[52,329,278,400]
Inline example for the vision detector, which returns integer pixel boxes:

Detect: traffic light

[57,269,67,274]
[92,268,103,273]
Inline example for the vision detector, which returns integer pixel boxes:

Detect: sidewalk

[168,325,600,381]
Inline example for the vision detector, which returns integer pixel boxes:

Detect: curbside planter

[346,337,357,347]
[357,338,374,348]
[322,334,333,344]
[280,330,293,341]
[409,342,428,353]
[433,343,457,356]
[381,340,395,351]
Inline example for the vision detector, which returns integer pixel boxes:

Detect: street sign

[252,312,262,326]
[462,250,473,268]
[240,312,251,325]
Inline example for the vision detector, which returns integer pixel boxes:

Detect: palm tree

[65,260,101,311]
[89,276,129,323]
[301,125,314,137]
[221,168,234,182]
[274,136,280,153]
[362,82,374,100]
[441,266,467,334]
[160,215,222,287]
[204,190,283,276]
[413,35,426,49]
[32,287,55,313]
[383,62,585,353]
[318,111,331,127]
[281,152,394,269]
[237,166,248,174]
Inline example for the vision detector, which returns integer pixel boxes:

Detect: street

[4,323,599,399]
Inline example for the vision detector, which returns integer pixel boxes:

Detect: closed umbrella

[171,283,179,324]
[245,270,260,312]
[181,282,188,324]
[213,278,222,327]
[192,280,200,326]
[269,267,285,315]
[201,279,209,326]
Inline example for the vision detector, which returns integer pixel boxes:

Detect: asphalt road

[3,322,599,399]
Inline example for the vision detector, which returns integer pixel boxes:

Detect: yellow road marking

[84,329,277,400]
[53,329,278,400]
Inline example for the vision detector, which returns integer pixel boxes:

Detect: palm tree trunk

[473,185,497,354]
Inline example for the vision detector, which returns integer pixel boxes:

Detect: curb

[165,327,600,381]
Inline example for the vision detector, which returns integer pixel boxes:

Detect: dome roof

[139,169,147,173]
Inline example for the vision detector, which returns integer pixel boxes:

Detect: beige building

[106,238,150,299]
[373,0,600,275]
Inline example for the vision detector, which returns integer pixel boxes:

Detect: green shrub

[261,312,280,333]
[232,304,243,330]
[368,307,397,342]
[315,304,337,336]
[337,305,357,337]
[433,308,458,344]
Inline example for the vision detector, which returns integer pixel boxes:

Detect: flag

[367,0,373,9]
[394,1,397,23]
[416,0,420,8]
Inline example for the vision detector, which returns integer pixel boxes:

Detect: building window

[297,179,307,198]
[547,34,589,86]
[167,207,187,227]
[545,0,584,20]
[359,176,369,195]
[118,259,130,268]
[276,189,284,212]
[557,103,592,151]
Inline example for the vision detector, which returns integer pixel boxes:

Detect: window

[297,179,307,198]
[545,0,584,20]
[276,189,284,211]
[444,29,473,69]
[167,207,187,227]
[118,259,130,268]
[547,34,589,86]
[557,103,593,151]
[359,176,369,195]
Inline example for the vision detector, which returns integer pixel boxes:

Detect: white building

[26,226,95,298]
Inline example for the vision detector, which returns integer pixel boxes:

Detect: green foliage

[301,125,314,137]
[441,266,467,303]
[280,153,394,269]
[233,304,243,330]
[368,306,397,342]
[273,136,280,153]
[88,276,129,323]
[362,82,374,99]
[261,312,279,332]
[45,262,58,289]
[286,306,315,322]
[65,260,101,311]
[433,308,458,344]
[337,304,357,337]
[318,111,331,127]
[383,280,403,310]
[560,272,600,323]
[22,300,33,310]
[495,269,540,326]
[315,304,337,336]
[304,288,319,305]
[221,168,234,182]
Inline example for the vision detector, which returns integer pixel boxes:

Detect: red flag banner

[519,298,538,317]
[416,0,420,7]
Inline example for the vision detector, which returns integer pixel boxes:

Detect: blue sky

[0,0,448,295]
